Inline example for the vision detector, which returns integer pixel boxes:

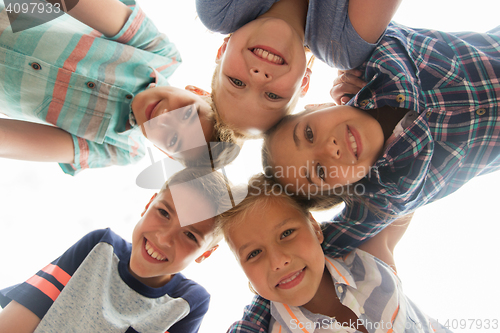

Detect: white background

[1,0,499,332]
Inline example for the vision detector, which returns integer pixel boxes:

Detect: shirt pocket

[408,33,465,91]
[2,48,127,144]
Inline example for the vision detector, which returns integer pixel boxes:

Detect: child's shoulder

[196,0,277,33]
[166,273,211,316]
[76,228,124,251]
[168,273,210,302]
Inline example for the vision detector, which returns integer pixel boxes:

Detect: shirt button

[396,94,405,102]
[359,306,365,314]
[31,62,42,70]
[86,81,96,89]
[426,111,432,117]
[359,99,369,107]
[476,108,486,116]
[337,286,343,293]
[126,94,133,100]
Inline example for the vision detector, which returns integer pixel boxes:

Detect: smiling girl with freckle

[219,175,451,333]
[196,0,402,138]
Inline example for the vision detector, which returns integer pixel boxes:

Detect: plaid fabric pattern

[227,23,500,332]
[0,1,180,175]
[325,23,500,256]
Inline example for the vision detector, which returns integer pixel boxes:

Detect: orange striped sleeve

[41,264,71,286]
[25,275,61,302]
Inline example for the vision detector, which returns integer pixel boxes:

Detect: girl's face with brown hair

[269,105,384,193]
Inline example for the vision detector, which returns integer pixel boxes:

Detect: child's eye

[185,231,199,244]
[316,163,326,181]
[229,77,245,87]
[266,92,281,100]
[280,229,294,239]
[159,209,170,219]
[247,249,261,260]
[304,125,313,142]
[168,133,178,147]
[183,106,193,120]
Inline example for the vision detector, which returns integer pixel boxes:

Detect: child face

[129,185,217,288]
[131,87,214,156]
[269,106,384,192]
[227,198,325,307]
[215,18,308,134]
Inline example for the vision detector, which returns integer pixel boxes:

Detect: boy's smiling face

[129,184,218,288]
[269,105,384,192]
[131,86,215,157]
[215,17,309,135]
[227,197,325,307]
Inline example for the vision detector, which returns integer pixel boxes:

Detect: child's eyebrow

[188,225,206,242]
[159,199,177,218]
[237,218,294,256]
[293,122,300,147]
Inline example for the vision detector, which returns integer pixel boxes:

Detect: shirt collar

[324,255,357,289]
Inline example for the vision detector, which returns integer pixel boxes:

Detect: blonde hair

[217,173,330,241]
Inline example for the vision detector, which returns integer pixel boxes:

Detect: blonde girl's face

[227,198,326,307]
[269,105,384,193]
[215,17,309,135]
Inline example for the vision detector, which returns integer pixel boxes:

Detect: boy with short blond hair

[0,168,229,333]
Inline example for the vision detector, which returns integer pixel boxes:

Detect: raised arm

[357,213,413,271]
[0,300,40,333]
[48,0,132,37]
[348,0,402,44]
[0,119,74,163]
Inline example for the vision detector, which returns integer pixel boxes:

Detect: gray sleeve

[306,0,380,69]
[195,0,277,34]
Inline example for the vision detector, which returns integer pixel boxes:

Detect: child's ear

[141,193,158,217]
[195,244,219,263]
[185,85,211,97]
[309,213,324,243]
[216,36,230,62]
[299,68,312,97]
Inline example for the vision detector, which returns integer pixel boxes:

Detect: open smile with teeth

[347,128,358,158]
[145,239,168,261]
[251,48,285,65]
[277,268,304,286]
